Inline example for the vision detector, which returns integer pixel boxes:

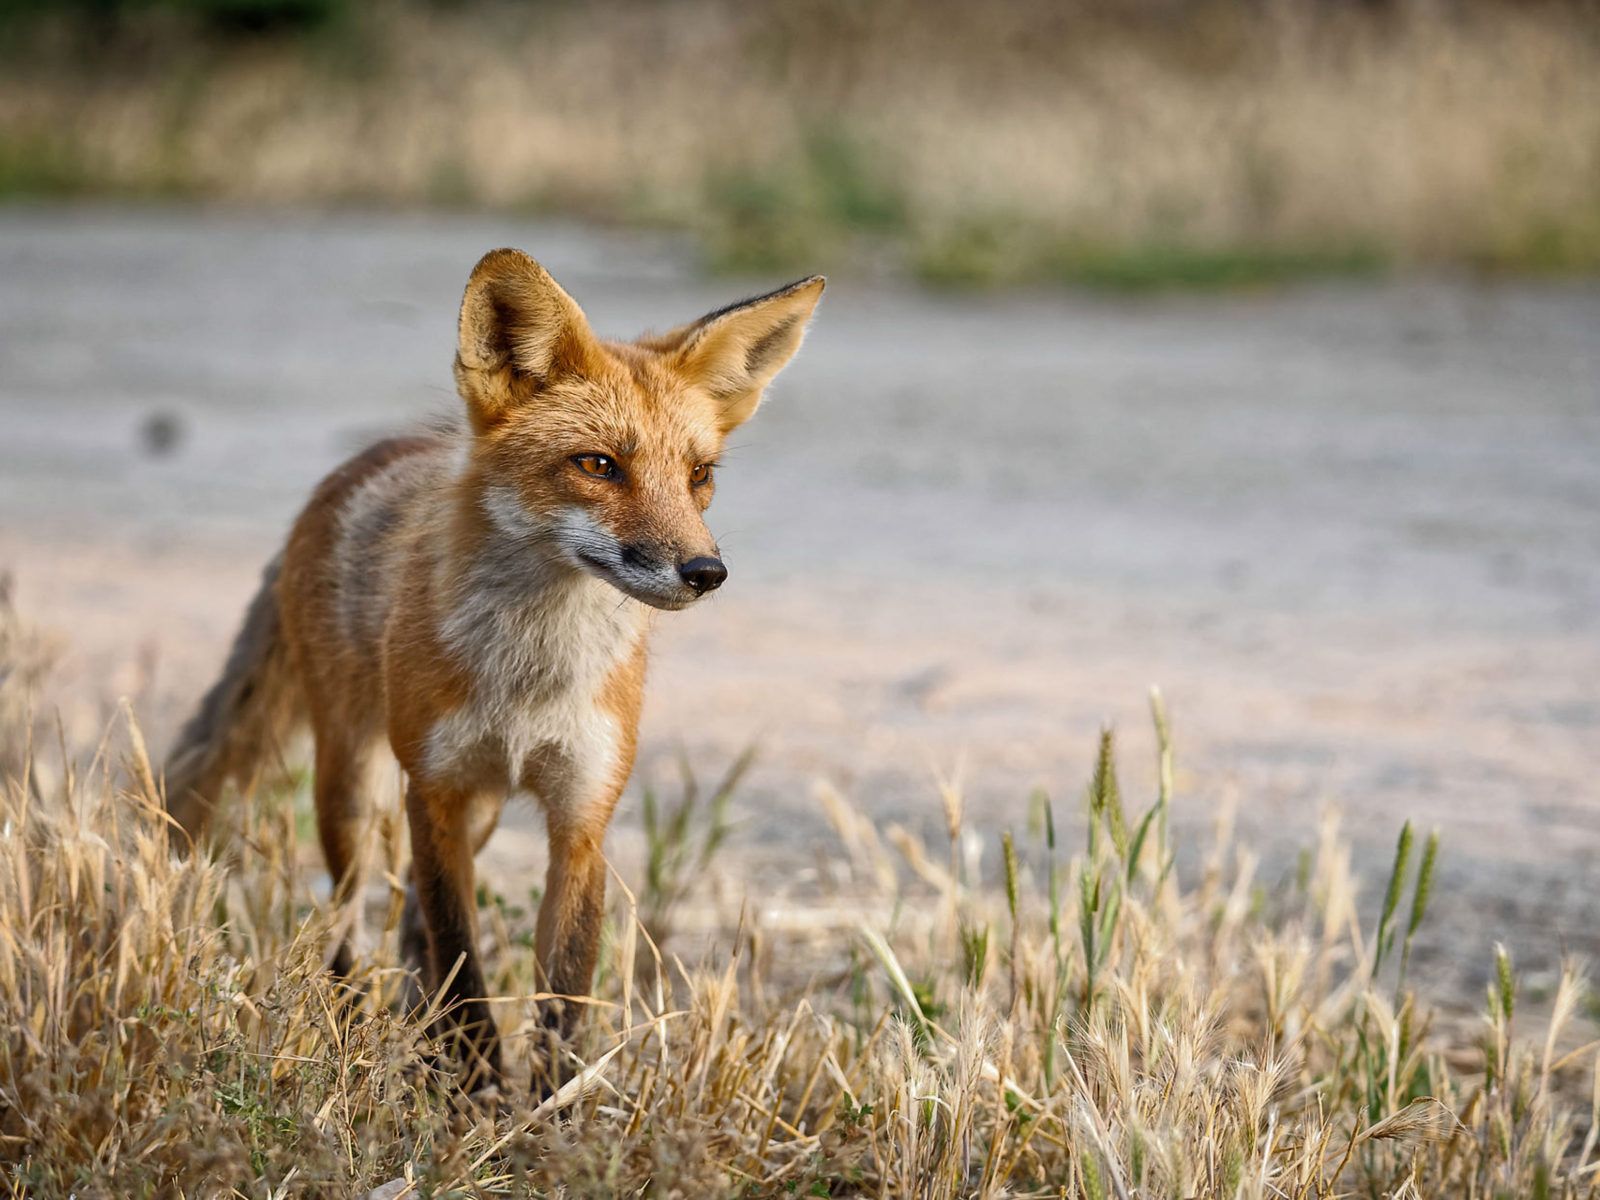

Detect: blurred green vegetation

[915,220,1388,292]
[696,132,910,275]
[696,147,1392,292]
[1,0,1597,290]
[0,136,91,198]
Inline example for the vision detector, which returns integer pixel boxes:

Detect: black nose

[678,556,728,595]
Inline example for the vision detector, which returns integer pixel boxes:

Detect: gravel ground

[3,204,1597,1001]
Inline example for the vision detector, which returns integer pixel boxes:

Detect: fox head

[453,248,824,610]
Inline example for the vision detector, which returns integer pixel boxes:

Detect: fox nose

[678,556,728,595]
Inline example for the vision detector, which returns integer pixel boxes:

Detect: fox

[162,248,824,1095]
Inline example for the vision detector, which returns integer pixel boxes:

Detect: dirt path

[3,205,1597,999]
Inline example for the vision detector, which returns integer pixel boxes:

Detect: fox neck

[436,474,649,708]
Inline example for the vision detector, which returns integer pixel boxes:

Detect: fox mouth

[575,550,698,611]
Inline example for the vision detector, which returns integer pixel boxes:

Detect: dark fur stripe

[692,276,820,329]
[744,314,800,375]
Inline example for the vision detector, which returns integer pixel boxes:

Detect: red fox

[163,249,824,1094]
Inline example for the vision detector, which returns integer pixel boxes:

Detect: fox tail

[163,555,299,844]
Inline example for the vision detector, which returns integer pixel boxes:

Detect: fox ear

[454,248,599,432]
[662,276,825,433]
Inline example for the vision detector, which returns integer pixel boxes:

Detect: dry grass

[2,0,1598,284]
[2,598,1599,1197]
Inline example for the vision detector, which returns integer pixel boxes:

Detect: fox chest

[421,688,625,801]
[418,582,646,800]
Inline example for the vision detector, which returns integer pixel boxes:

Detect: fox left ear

[455,248,601,433]
[659,276,825,433]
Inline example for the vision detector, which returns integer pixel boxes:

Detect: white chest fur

[424,548,646,798]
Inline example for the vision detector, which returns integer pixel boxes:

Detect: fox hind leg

[312,727,387,978]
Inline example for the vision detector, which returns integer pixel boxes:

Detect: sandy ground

[2,205,1597,1001]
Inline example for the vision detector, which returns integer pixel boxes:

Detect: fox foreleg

[405,779,505,1094]
[525,741,627,1097]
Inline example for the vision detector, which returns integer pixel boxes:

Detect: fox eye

[690,463,713,487]
[574,454,620,480]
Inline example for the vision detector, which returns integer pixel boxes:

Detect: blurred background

[1,0,1596,1002]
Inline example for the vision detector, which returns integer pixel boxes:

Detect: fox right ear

[454,249,599,432]
[654,275,826,434]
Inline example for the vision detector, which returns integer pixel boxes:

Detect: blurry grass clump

[3,608,1600,1196]
[637,745,748,943]
[915,222,1387,291]
[697,131,911,274]
[0,135,95,199]
[2,0,1599,287]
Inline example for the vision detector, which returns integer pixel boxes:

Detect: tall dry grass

[1,597,1598,1196]
[2,0,1598,282]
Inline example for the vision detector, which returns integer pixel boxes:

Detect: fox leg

[526,652,643,1096]
[398,793,503,1004]
[399,777,614,1095]
[405,779,504,1093]
[529,786,622,1096]
[313,729,385,977]
[165,767,222,849]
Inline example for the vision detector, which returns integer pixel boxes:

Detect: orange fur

[163,250,822,1094]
